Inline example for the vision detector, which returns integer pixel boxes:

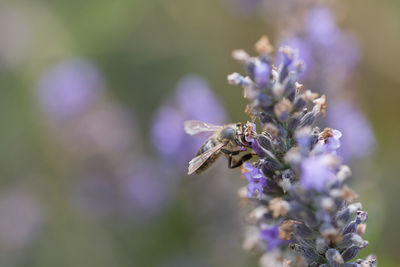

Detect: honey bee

[184,120,256,175]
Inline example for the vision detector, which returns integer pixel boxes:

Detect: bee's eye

[221,127,235,140]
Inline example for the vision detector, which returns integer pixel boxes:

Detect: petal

[332,129,342,139]
[328,137,341,149]
[243,173,253,182]
[247,183,257,197]
[243,162,253,171]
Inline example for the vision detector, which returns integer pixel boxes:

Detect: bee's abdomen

[194,138,221,174]
[195,139,216,156]
[195,153,221,174]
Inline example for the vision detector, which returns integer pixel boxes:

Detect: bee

[184,120,256,175]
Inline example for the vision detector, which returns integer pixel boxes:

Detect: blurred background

[0,0,398,266]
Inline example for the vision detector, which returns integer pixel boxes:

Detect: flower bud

[254,36,274,55]
[342,246,361,262]
[232,49,250,63]
[312,95,327,117]
[325,249,344,267]
[274,98,292,121]
[269,198,290,218]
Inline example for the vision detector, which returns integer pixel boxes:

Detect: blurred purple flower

[260,225,284,250]
[118,160,174,220]
[325,32,361,76]
[242,162,266,199]
[152,75,226,166]
[301,155,336,192]
[254,61,270,87]
[295,128,311,153]
[278,37,313,75]
[306,7,338,47]
[0,189,42,249]
[305,7,361,78]
[37,58,104,119]
[175,75,226,124]
[151,105,185,159]
[327,101,374,161]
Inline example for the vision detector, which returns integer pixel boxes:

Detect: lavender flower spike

[184,37,376,266]
[242,162,267,199]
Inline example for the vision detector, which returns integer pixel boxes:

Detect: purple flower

[314,129,342,154]
[254,61,270,87]
[37,58,104,119]
[151,105,186,159]
[175,75,226,124]
[260,225,284,250]
[242,162,266,199]
[295,127,312,153]
[306,7,338,47]
[278,37,313,75]
[152,75,226,165]
[305,7,361,75]
[301,155,336,192]
[326,129,342,150]
[280,46,295,67]
[118,160,174,220]
[191,37,375,265]
[326,33,361,71]
[327,101,374,161]
[251,140,263,157]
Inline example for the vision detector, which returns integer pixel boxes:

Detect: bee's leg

[221,150,254,169]
[227,153,254,169]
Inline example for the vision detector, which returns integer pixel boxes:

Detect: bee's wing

[187,142,225,175]
[184,120,221,136]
